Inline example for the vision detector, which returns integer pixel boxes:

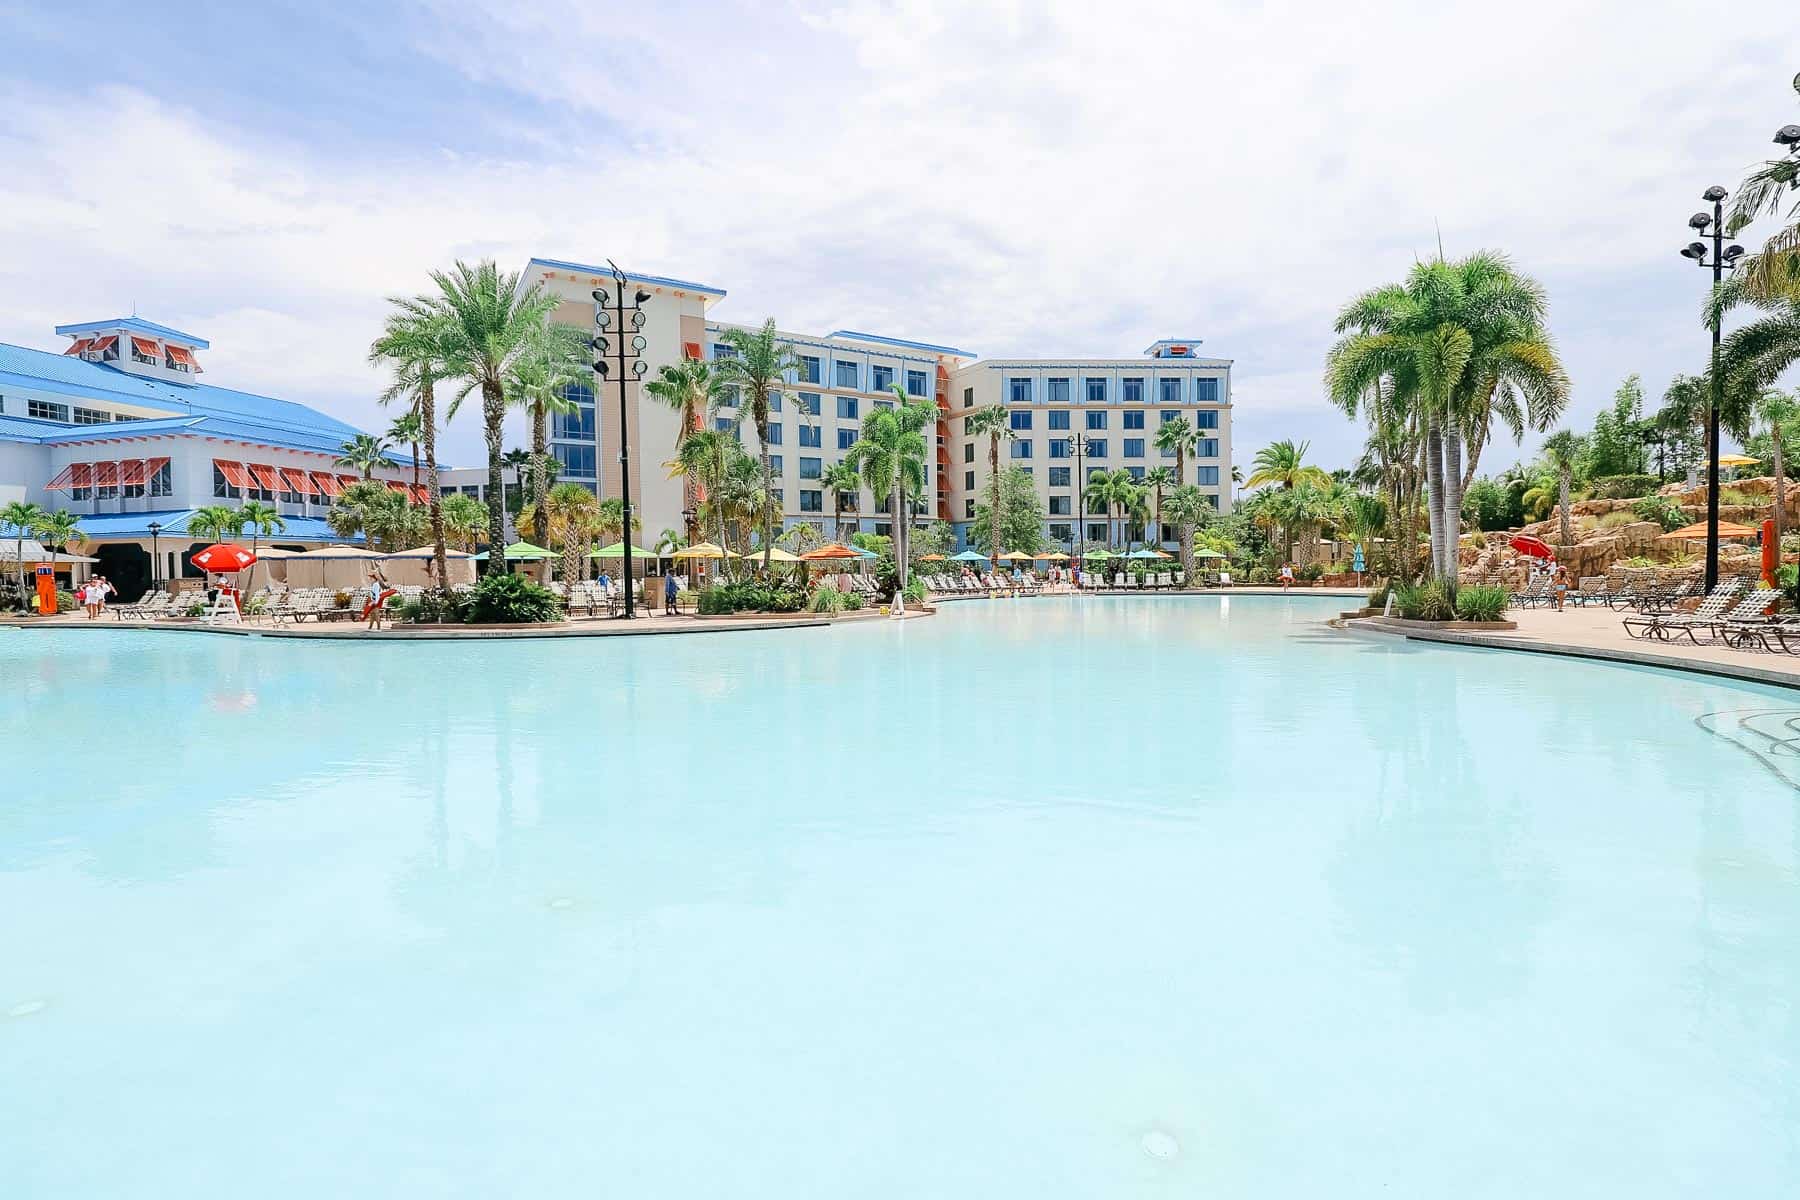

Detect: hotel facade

[522,257,1233,550]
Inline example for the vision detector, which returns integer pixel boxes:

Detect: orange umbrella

[798,542,863,560]
[1657,521,1758,541]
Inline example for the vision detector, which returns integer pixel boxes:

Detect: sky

[1,0,1796,476]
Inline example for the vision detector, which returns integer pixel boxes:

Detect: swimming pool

[3,596,1797,1196]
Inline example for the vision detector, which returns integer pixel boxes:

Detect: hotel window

[1085,378,1107,404]
[1122,378,1144,404]
[1197,466,1220,485]
[1049,467,1071,487]
[965,470,975,490]
[96,473,118,500]
[769,454,783,473]
[1049,439,1071,459]
[213,465,241,499]
[1048,410,1070,430]
[1122,411,1145,430]
[834,360,859,389]
[1008,377,1032,404]
[963,387,974,408]
[963,443,974,463]
[906,369,928,396]
[1195,410,1219,429]
[768,392,782,412]
[1049,495,1072,515]
[800,456,822,479]
[73,406,111,425]
[1049,522,1073,542]
[1010,440,1033,459]
[1010,410,1033,430]
[279,478,302,504]
[1160,409,1180,424]
[1205,493,1220,509]
[765,424,784,446]
[1126,466,1145,481]
[552,403,595,440]
[149,462,173,497]
[800,489,823,513]
[965,499,976,519]
[837,429,858,450]
[799,355,821,384]
[797,392,822,416]
[1046,377,1071,403]
[1087,439,1107,458]
[769,488,784,507]
[715,417,736,433]
[837,396,859,420]
[711,342,736,360]
[28,399,70,422]
[872,398,893,412]
[1159,378,1181,403]
[1087,467,1107,482]
[1018,466,1031,479]
[1197,438,1219,458]
[1195,378,1221,402]
[871,365,894,393]
[718,385,739,408]
[1087,522,1107,542]
[1123,438,1144,458]
[1086,410,1107,430]
[554,444,597,476]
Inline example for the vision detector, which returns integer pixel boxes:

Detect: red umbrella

[1509,534,1554,560]
[190,543,258,573]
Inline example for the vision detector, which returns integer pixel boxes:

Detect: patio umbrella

[1080,548,1114,560]
[1509,534,1554,559]
[921,553,947,561]
[670,541,730,560]
[949,549,990,562]
[591,542,658,559]
[1037,551,1070,561]
[1657,521,1758,541]
[799,542,864,560]
[190,543,257,573]
[1716,453,1759,468]
[1191,548,1226,559]
[741,545,801,563]
[472,542,556,561]
[1125,548,1168,560]
[997,550,1035,562]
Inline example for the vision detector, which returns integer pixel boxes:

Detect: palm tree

[821,460,862,542]
[2,500,47,593]
[1724,73,1800,304]
[1143,466,1177,546]
[336,433,391,481]
[34,509,84,556]
[327,481,422,552]
[670,429,735,551]
[506,322,590,541]
[238,500,285,555]
[654,527,687,557]
[1754,388,1800,545]
[1245,439,1331,492]
[1541,430,1584,549]
[1153,415,1196,485]
[433,259,560,575]
[847,387,935,597]
[539,482,602,585]
[645,359,725,545]
[965,405,1014,555]
[388,411,426,494]
[189,505,248,546]
[1161,485,1211,581]
[713,319,802,572]
[440,493,488,552]
[371,298,456,588]
[1086,469,1141,552]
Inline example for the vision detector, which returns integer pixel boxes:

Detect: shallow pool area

[4,596,1798,1196]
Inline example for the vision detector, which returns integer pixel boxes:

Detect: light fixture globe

[1681,242,1707,260]
[1774,124,1800,148]
[634,289,652,306]
[590,335,609,353]
[592,288,610,306]
[1688,212,1712,230]
[594,311,611,328]
[630,334,648,354]
[1723,244,1746,261]
[593,360,610,377]
[1702,185,1728,202]
[633,360,648,378]
[631,310,647,330]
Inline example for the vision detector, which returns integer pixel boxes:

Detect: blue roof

[826,330,975,358]
[527,257,727,299]
[53,317,210,348]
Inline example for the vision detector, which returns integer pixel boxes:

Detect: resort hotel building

[520,256,1233,550]
[0,317,420,598]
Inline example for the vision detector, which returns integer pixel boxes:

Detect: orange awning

[93,461,119,487]
[70,463,93,489]
[249,463,284,492]
[337,474,358,491]
[214,459,253,488]
[90,335,118,356]
[385,481,409,495]
[311,471,342,497]
[410,484,431,503]
[63,337,92,357]
[164,344,201,372]
[117,459,146,486]
[130,335,161,359]
[281,467,318,496]
[43,464,76,490]
[143,456,170,481]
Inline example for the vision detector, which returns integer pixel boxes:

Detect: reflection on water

[2,602,1798,1198]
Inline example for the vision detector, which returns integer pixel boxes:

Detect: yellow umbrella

[997,550,1035,562]
[670,542,728,560]
[741,545,800,563]
[1716,453,1759,468]
[1037,551,1071,561]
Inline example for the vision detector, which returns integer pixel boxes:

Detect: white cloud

[2,1,1796,472]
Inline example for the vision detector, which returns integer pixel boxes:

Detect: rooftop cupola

[56,317,209,381]
[1143,338,1205,359]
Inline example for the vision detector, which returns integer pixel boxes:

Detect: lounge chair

[1621,580,1743,643]
[1710,589,1790,650]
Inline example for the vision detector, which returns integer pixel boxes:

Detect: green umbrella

[591,542,658,559]
[1191,548,1226,560]
[473,541,556,561]
[1081,549,1114,560]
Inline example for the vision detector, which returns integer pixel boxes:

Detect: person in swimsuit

[364,564,394,629]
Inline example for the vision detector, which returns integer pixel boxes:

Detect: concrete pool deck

[1345,603,1800,691]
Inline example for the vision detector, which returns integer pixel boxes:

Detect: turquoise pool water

[3,596,1798,1196]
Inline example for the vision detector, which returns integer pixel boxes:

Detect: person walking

[663,571,678,616]
[363,563,394,630]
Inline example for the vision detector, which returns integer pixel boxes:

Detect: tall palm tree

[1143,466,1177,546]
[506,322,590,542]
[1245,439,1331,492]
[965,405,1014,556]
[238,500,284,555]
[847,387,935,596]
[1754,388,1800,545]
[2,500,47,593]
[1153,415,1196,484]
[189,505,248,546]
[1086,469,1142,552]
[336,433,391,481]
[1724,72,1800,305]
[821,460,862,542]
[714,319,801,572]
[433,259,560,574]
[34,509,84,556]
[539,482,602,585]
[645,359,725,545]
[670,428,735,552]
[1541,429,1584,549]
[440,493,488,552]
[371,298,456,588]
[388,411,426,494]
[1161,485,1211,581]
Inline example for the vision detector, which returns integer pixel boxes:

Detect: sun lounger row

[1621,581,1792,647]
[1078,572,1188,590]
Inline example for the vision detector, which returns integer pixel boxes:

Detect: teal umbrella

[950,550,990,562]
[1126,548,1170,560]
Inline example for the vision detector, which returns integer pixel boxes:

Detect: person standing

[663,571,678,616]
[363,563,394,630]
[1279,562,1295,592]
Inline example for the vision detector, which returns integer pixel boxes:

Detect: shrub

[1595,510,1639,531]
[1248,565,1275,584]
[1366,583,1391,609]
[807,584,846,614]
[842,591,863,611]
[1590,474,1659,500]
[463,573,563,624]
[1630,496,1686,532]
[1455,585,1510,622]
[1395,579,1456,621]
[903,577,927,603]
[397,590,469,624]
[56,589,80,612]
[1719,486,1758,507]
[1298,562,1324,581]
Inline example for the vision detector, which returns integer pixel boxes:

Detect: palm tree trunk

[422,380,448,592]
[411,438,421,494]
[482,380,506,575]
[1558,468,1573,547]
[989,433,1002,557]
[1443,427,1465,582]
[1424,419,1449,580]
[531,404,550,545]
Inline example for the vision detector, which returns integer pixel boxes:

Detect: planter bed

[1364,616,1518,632]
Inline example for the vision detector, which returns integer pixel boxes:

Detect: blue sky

[1,0,1796,476]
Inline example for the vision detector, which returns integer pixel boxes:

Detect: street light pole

[1681,187,1745,592]
[592,262,651,619]
[148,521,162,588]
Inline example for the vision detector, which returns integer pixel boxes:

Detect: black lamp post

[591,262,651,619]
[1679,187,1745,591]
[147,521,163,587]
